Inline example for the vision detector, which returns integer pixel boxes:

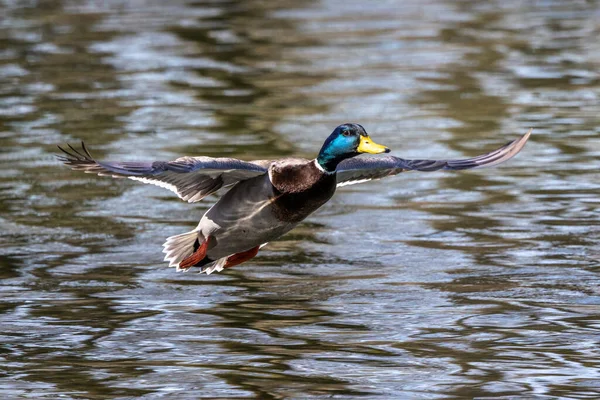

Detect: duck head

[317,123,390,172]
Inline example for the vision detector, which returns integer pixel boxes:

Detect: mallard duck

[58,124,530,274]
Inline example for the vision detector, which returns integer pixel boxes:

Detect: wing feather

[336,130,531,187]
[57,142,269,202]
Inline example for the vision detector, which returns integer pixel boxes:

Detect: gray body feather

[199,159,336,260]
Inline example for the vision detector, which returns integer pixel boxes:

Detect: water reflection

[1,0,600,398]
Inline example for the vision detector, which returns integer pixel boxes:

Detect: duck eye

[341,129,351,137]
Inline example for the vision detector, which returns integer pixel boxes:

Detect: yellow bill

[357,136,390,154]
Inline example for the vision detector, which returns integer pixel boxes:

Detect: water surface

[1,0,600,398]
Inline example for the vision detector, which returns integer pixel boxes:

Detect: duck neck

[316,151,351,173]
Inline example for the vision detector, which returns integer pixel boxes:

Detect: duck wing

[57,142,269,202]
[336,130,531,187]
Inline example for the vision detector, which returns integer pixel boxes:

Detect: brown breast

[268,159,337,223]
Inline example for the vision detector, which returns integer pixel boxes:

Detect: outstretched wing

[57,143,269,202]
[336,129,531,187]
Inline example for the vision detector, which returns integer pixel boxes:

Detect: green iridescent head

[317,123,389,172]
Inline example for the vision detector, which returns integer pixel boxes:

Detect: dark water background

[1,0,600,398]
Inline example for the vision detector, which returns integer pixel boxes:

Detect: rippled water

[1,0,600,398]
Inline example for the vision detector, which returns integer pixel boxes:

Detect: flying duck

[57,124,531,274]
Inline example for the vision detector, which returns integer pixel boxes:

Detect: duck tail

[162,230,203,271]
[202,257,228,275]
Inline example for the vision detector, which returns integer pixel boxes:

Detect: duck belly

[197,173,335,261]
[197,175,296,260]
